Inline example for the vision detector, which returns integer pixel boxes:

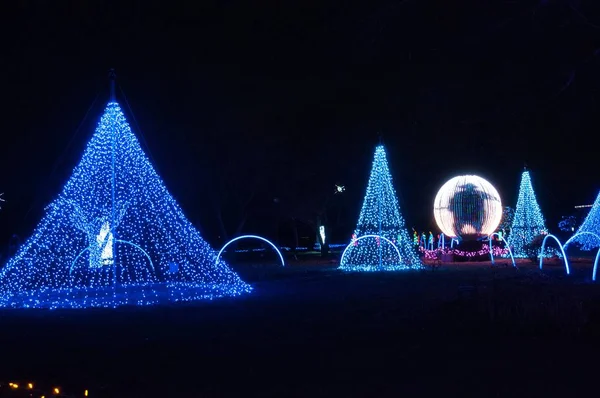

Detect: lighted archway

[216,235,285,267]
[591,250,600,282]
[339,234,402,268]
[488,232,516,268]
[563,232,600,250]
[539,234,570,275]
[69,239,155,275]
[562,232,600,281]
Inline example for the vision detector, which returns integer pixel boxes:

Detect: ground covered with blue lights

[1,259,599,397]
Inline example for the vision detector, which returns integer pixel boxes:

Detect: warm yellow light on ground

[53,387,60,394]
[9,382,18,389]
[28,383,34,389]
[84,389,88,396]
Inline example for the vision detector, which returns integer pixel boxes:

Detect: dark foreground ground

[1,258,600,397]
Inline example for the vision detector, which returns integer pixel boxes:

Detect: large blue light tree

[339,144,421,271]
[0,82,251,309]
[570,191,600,250]
[507,169,548,257]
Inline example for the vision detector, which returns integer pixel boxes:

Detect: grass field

[1,258,599,397]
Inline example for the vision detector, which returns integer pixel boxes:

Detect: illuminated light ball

[433,175,502,240]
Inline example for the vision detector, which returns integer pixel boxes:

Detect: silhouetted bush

[523,234,545,264]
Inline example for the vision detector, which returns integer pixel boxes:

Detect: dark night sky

[1,0,600,246]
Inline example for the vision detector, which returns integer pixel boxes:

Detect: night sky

[1,1,599,247]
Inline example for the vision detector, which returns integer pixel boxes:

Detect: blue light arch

[69,239,155,276]
[488,232,516,268]
[216,235,285,267]
[339,234,402,268]
[539,234,570,275]
[563,232,600,281]
[563,231,600,251]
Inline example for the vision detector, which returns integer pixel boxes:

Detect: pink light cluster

[419,244,510,260]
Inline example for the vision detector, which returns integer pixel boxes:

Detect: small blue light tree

[558,215,577,233]
[570,191,600,250]
[507,169,548,257]
[339,144,421,271]
[0,79,251,309]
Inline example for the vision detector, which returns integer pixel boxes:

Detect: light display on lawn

[0,84,251,309]
[569,190,600,250]
[507,169,548,257]
[339,144,421,271]
[433,175,502,241]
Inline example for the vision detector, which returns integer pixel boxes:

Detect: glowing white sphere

[433,175,502,240]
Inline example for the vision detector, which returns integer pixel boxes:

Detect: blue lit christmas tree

[570,191,600,250]
[0,74,251,309]
[339,144,421,271]
[507,169,548,257]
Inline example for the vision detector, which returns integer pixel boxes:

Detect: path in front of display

[0,258,598,397]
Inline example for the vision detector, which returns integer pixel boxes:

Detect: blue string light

[570,190,600,250]
[0,102,251,309]
[339,145,421,271]
[507,170,548,258]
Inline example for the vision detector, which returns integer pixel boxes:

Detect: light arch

[562,232,600,282]
[488,232,516,268]
[539,234,570,275]
[562,231,600,250]
[69,239,155,275]
[339,234,402,268]
[216,235,285,267]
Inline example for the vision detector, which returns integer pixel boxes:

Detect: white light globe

[433,175,502,240]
